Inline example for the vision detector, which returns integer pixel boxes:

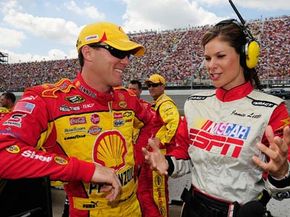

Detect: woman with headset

[143,19,290,217]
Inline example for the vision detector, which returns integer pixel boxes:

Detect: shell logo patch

[6,145,20,154]
[93,130,127,170]
[54,156,68,165]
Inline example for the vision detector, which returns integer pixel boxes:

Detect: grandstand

[0,15,289,92]
[0,51,8,64]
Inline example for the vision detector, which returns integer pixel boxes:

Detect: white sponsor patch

[21,150,52,162]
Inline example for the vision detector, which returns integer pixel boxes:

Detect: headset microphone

[229,0,245,25]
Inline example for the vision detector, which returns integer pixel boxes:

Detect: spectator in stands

[138,73,180,217]
[0,21,156,217]
[143,19,290,217]
[0,16,288,90]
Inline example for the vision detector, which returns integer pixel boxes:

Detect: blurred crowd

[0,16,289,92]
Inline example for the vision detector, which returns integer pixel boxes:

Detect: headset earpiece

[244,40,260,69]
[215,19,260,69]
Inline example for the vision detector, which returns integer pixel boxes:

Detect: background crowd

[0,15,289,92]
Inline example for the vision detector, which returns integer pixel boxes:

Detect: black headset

[215,19,260,69]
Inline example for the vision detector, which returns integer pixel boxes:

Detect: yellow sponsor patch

[54,156,68,165]
[6,145,20,154]
[119,101,127,108]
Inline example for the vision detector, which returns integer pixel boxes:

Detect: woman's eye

[217,54,225,58]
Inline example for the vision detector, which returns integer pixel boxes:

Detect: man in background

[0,92,16,110]
[128,80,143,99]
[127,79,155,166]
[138,73,180,217]
[0,92,16,120]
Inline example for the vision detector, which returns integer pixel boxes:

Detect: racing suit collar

[216,81,253,102]
[154,93,166,103]
[74,72,114,103]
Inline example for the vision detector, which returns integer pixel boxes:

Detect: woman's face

[204,36,245,90]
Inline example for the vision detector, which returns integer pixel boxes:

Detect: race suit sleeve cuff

[72,158,96,182]
[268,162,290,188]
[268,171,290,188]
[165,155,174,176]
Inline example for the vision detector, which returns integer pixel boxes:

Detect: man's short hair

[130,80,142,90]
[2,92,16,104]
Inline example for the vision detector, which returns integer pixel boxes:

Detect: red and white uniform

[168,82,290,204]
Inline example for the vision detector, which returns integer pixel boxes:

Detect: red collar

[216,82,254,102]
[74,72,114,102]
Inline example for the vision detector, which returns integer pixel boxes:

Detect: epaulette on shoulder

[113,86,134,94]
[113,86,127,91]
[127,88,137,97]
[40,78,76,98]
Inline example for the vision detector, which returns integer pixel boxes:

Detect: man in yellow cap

[0,22,155,217]
[137,73,180,217]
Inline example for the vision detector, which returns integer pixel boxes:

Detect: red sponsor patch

[69,117,87,125]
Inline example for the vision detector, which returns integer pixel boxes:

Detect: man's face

[147,82,164,100]
[128,83,142,98]
[0,95,7,107]
[83,44,131,92]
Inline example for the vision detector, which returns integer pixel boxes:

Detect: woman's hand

[253,125,290,179]
[142,138,169,175]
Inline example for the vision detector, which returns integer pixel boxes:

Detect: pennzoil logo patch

[54,156,68,165]
[6,145,20,154]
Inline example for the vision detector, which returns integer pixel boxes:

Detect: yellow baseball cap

[146,74,166,85]
[76,22,145,56]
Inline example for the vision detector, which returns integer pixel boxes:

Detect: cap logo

[85,34,99,42]
[99,33,107,42]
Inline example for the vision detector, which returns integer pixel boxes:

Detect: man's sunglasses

[147,83,162,88]
[90,44,132,59]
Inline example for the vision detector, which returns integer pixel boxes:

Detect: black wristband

[165,155,174,176]
[268,172,290,188]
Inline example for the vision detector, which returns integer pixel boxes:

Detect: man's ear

[81,45,94,62]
